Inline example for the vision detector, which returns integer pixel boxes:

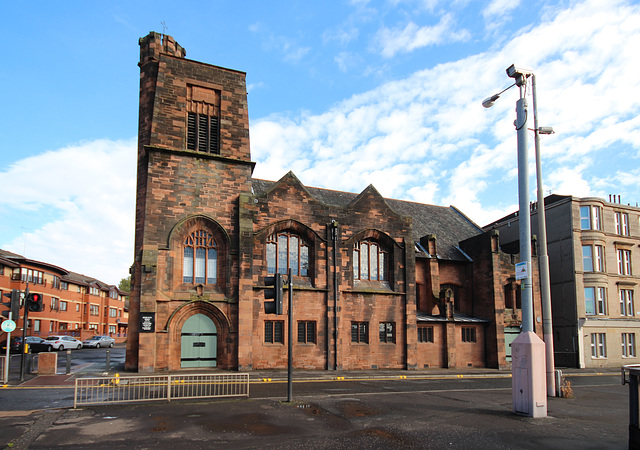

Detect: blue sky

[1,0,640,284]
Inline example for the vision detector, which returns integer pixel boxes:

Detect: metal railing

[74,373,249,408]
[622,365,640,449]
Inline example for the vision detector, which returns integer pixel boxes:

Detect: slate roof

[252,179,483,262]
[0,249,69,275]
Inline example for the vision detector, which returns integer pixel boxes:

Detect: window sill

[345,287,403,295]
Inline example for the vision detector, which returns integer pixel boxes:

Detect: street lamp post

[483,65,551,417]
[531,74,556,398]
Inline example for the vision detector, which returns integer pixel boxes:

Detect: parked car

[44,335,83,350]
[1,336,54,353]
[82,335,115,348]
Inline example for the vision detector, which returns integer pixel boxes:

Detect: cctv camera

[506,64,533,78]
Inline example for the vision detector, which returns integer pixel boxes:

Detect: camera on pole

[264,273,283,315]
[1,289,20,320]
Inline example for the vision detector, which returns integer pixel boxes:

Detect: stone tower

[126,32,253,372]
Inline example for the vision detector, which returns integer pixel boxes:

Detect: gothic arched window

[266,231,309,276]
[353,240,387,281]
[183,230,217,284]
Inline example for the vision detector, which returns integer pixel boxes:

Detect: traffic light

[1,289,20,320]
[264,274,283,315]
[27,292,44,312]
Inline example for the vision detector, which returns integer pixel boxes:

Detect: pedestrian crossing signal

[27,293,44,312]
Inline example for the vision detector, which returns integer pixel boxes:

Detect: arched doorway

[181,314,217,368]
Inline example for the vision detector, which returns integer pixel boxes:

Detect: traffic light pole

[20,285,29,382]
[287,268,293,403]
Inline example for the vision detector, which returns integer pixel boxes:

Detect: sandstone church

[125,32,542,373]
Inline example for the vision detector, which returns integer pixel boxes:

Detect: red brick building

[125,32,542,373]
[0,250,128,342]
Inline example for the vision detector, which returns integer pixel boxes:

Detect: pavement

[0,362,631,449]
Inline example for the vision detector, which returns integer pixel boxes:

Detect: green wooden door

[505,327,520,362]
[181,314,217,368]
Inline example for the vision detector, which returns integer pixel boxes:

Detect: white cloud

[252,0,640,227]
[5,0,640,289]
[374,14,470,58]
[483,0,520,19]
[0,139,136,285]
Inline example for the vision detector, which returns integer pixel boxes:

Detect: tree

[118,275,131,293]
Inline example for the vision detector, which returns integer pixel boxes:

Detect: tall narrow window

[585,287,596,315]
[580,206,591,230]
[621,289,635,316]
[593,207,602,230]
[183,230,217,284]
[594,245,604,272]
[187,112,220,154]
[354,240,388,281]
[596,287,607,315]
[266,232,309,276]
[615,212,630,236]
[591,333,607,358]
[623,333,636,358]
[582,245,593,272]
[617,249,632,275]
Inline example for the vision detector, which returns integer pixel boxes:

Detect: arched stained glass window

[266,231,309,276]
[183,230,217,284]
[353,240,387,281]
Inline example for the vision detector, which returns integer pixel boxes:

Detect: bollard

[66,349,71,374]
[555,369,563,398]
[106,349,111,371]
[630,371,640,449]
[25,352,33,374]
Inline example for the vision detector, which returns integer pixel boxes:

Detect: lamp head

[482,94,500,108]
[538,126,555,135]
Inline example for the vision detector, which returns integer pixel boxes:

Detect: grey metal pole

[516,92,534,333]
[287,268,293,402]
[19,285,30,382]
[531,74,556,397]
[3,311,12,383]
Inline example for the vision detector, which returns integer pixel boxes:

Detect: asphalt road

[3,346,125,381]
[0,371,621,411]
[0,373,627,449]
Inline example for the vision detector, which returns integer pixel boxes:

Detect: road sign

[1,319,16,333]
[515,261,529,280]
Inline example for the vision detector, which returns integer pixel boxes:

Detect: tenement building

[487,194,640,369]
[125,32,543,373]
[0,249,128,342]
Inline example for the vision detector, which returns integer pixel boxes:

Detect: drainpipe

[331,220,339,370]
